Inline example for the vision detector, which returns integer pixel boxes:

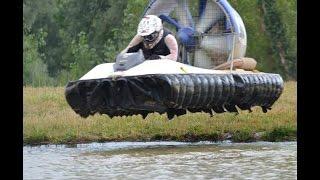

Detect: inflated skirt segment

[65,73,283,119]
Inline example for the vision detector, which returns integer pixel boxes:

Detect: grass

[23,81,296,145]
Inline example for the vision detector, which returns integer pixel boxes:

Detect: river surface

[24,141,296,179]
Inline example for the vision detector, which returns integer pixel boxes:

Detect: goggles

[143,31,159,42]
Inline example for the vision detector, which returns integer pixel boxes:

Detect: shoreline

[24,128,296,146]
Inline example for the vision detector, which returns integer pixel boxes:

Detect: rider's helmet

[137,15,163,43]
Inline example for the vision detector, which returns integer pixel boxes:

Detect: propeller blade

[199,35,233,66]
[176,0,194,28]
[195,0,224,33]
[200,35,231,54]
[144,0,178,17]
[193,49,214,68]
[159,14,182,29]
[201,33,248,60]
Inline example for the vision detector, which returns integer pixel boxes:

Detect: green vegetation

[23,82,296,145]
[229,0,296,79]
[23,0,297,86]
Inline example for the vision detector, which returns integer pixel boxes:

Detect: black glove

[147,54,161,60]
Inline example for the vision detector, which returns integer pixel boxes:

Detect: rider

[121,15,178,61]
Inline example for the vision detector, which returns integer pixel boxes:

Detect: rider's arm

[120,34,143,54]
[159,34,178,61]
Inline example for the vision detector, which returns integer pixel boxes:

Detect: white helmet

[137,15,163,36]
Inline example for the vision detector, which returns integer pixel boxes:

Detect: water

[24,141,297,180]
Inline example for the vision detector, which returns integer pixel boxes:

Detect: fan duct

[143,0,247,69]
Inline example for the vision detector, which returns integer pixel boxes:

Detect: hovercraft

[65,0,284,119]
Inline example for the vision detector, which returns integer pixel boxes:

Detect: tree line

[23,0,296,86]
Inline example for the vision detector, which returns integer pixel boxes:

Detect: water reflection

[24,141,296,179]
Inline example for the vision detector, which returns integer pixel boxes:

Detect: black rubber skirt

[65,73,283,119]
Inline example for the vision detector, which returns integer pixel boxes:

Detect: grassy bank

[23,81,296,145]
